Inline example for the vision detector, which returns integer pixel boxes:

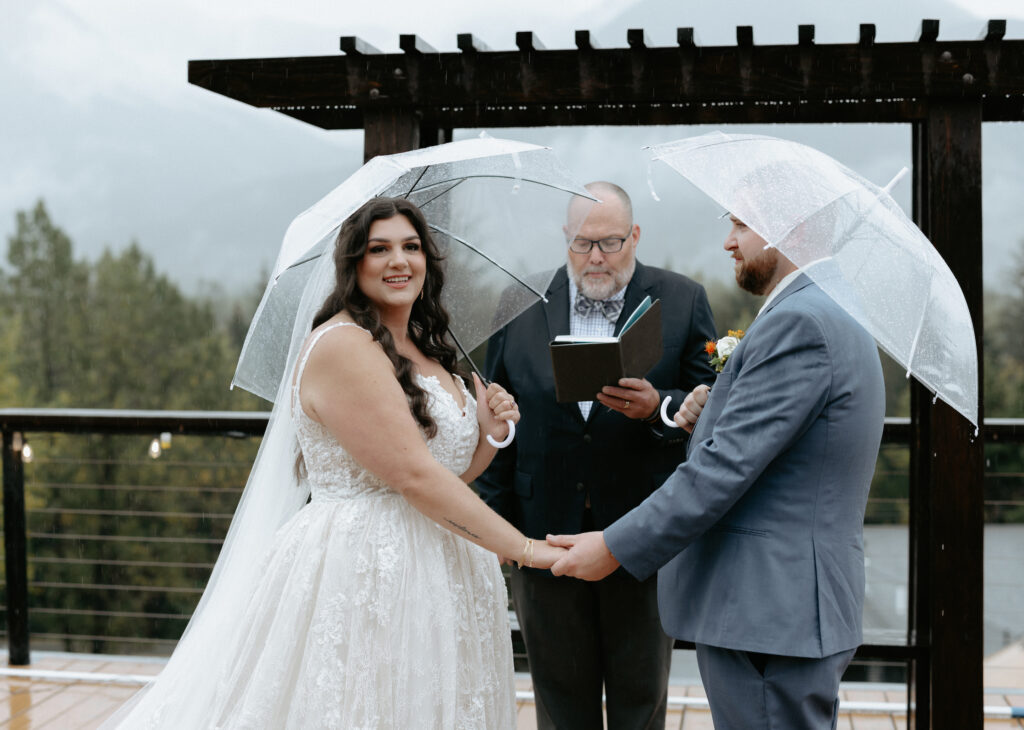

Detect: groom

[550,214,886,729]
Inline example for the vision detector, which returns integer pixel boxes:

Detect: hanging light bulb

[148,438,162,459]
[159,432,172,450]
[21,442,34,464]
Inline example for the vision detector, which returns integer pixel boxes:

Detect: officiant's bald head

[565,181,641,301]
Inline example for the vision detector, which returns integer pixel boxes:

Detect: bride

[104,197,564,729]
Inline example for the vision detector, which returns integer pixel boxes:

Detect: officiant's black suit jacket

[477,261,717,539]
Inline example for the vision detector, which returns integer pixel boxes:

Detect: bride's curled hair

[310,197,463,439]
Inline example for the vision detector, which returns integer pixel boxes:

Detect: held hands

[674,384,710,433]
[471,374,520,443]
[547,531,620,581]
[596,377,659,421]
[501,539,567,569]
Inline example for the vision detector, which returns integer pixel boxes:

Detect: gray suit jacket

[605,274,885,658]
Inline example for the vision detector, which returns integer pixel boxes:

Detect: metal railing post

[2,430,30,665]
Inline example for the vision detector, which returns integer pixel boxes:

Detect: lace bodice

[292,322,479,500]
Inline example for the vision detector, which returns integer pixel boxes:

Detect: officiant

[476,181,717,730]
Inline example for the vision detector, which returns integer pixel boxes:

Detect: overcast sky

[3,0,1023,298]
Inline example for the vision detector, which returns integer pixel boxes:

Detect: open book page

[551,296,652,344]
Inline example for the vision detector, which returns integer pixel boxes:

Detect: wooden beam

[909,101,985,730]
[188,38,1023,128]
[339,36,381,55]
[982,19,1006,42]
[399,34,437,55]
[2,431,30,665]
[859,24,876,48]
[919,19,940,43]
[515,31,544,52]
[362,108,419,161]
[627,29,650,49]
[676,27,698,48]
[798,25,815,46]
[456,33,490,53]
[575,30,599,50]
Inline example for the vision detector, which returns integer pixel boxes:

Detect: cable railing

[1,409,1022,682]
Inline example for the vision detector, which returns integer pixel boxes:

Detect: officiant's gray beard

[571,259,636,301]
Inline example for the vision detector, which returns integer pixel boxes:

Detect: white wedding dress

[198,322,517,729]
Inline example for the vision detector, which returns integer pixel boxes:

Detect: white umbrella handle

[487,420,516,448]
[659,395,680,428]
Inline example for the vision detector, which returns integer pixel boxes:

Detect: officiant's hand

[674,384,710,433]
[547,531,620,581]
[472,374,520,443]
[596,377,659,421]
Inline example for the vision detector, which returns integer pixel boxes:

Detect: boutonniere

[705,329,745,373]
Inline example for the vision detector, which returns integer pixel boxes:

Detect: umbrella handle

[486,420,516,448]
[659,396,680,428]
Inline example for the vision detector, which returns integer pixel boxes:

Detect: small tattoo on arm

[445,518,481,540]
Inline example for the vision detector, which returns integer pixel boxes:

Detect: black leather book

[549,298,663,403]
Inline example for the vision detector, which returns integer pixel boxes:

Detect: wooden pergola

[188,20,1018,729]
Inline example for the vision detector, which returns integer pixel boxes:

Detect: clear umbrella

[649,131,978,428]
[233,136,596,444]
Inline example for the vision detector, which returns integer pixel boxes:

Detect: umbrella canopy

[649,131,978,427]
[234,136,595,403]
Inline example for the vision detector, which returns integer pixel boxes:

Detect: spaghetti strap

[291,322,370,412]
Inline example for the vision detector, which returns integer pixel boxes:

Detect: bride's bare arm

[299,326,561,566]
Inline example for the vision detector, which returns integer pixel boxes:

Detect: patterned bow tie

[574,292,624,323]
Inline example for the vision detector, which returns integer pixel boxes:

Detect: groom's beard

[736,248,779,296]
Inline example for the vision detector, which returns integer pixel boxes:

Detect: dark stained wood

[983,19,1007,42]
[859,24,876,48]
[919,19,940,43]
[575,30,599,50]
[2,431,30,665]
[188,38,1024,129]
[627,29,650,49]
[399,34,437,55]
[0,408,269,436]
[362,108,419,161]
[676,27,698,48]
[339,36,381,55]
[456,33,490,53]
[798,25,815,46]
[515,31,544,52]
[909,102,985,730]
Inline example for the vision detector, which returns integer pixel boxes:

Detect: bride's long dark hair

[309,197,463,439]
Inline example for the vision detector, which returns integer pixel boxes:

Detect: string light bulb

[148,438,162,459]
[159,432,172,450]
[21,442,34,464]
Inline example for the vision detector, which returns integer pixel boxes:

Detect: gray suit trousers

[695,644,856,730]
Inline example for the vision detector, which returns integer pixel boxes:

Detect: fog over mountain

[3,0,1021,296]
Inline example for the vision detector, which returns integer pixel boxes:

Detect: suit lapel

[613,261,650,337]
[544,268,586,425]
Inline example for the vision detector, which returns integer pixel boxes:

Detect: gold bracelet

[516,538,533,569]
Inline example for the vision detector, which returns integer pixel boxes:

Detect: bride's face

[356,215,427,312]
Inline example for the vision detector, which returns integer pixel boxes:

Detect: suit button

[576,482,585,492]
[583,434,592,444]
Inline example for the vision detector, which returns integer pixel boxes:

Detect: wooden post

[2,431,30,665]
[910,100,984,730]
[362,109,420,162]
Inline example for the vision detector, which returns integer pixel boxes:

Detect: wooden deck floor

[0,652,1021,729]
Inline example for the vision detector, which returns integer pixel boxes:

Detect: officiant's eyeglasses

[568,237,627,254]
